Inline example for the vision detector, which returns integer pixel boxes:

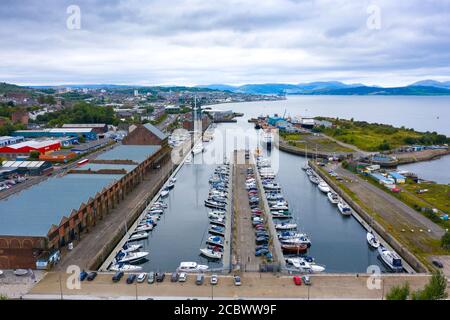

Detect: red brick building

[122,123,168,147]
[11,109,29,125]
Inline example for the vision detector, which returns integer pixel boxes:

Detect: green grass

[315,117,449,152]
[281,132,354,153]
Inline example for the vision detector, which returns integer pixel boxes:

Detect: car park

[126,274,136,284]
[86,272,97,281]
[112,271,124,282]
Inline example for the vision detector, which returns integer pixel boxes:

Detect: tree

[386,283,410,300]
[441,232,450,250]
[0,294,8,300]
[29,150,40,159]
[412,271,448,300]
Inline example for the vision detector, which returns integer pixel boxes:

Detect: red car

[293,276,302,286]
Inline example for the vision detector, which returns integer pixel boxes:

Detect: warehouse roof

[96,145,161,163]
[2,161,46,168]
[0,173,123,237]
[62,124,106,128]
[82,163,137,173]
[1,140,60,150]
[143,123,167,140]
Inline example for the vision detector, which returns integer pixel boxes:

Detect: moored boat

[177,261,209,273]
[327,192,339,205]
[378,245,403,272]
[337,201,352,216]
[367,231,381,249]
[199,248,223,259]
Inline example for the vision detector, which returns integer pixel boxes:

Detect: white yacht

[128,232,149,241]
[192,144,205,155]
[135,224,153,232]
[121,243,142,253]
[177,261,209,273]
[366,231,381,249]
[286,258,325,273]
[160,189,170,198]
[378,245,403,272]
[109,264,143,272]
[327,192,339,205]
[200,248,223,260]
[317,181,330,193]
[115,251,149,264]
[275,223,297,230]
[337,201,352,216]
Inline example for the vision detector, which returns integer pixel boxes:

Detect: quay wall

[279,140,352,159]
[309,161,428,273]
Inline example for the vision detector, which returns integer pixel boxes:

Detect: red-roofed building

[0,140,61,160]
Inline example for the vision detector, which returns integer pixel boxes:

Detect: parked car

[112,271,124,282]
[147,272,155,284]
[210,274,218,285]
[255,248,269,256]
[432,260,444,268]
[79,270,88,281]
[137,273,147,283]
[302,275,311,285]
[293,276,302,286]
[195,274,204,285]
[156,272,165,282]
[178,272,187,282]
[171,272,179,282]
[86,272,97,281]
[126,274,136,284]
[234,275,241,286]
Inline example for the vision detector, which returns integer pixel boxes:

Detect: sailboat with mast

[301,144,309,170]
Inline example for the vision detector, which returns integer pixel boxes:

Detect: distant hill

[0,82,31,94]
[199,81,450,95]
[408,80,450,89]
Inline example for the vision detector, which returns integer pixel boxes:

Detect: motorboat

[148,209,164,215]
[269,203,289,211]
[278,231,307,240]
[160,188,170,198]
[109,263,143,272]
[378,245,403,272]
[14,269,28,276]
[327,192,339,205]
[135,224,154,232]
[262,131,274,149]
[207,235,224,247]
[337,201,352,216]
[208,225,225,236]
[204,200,226,209]
[192,144,205,155]
[309,175,320,184]
[318,181,330,193]
[115,250,149,264]
[208,211,226,220]
[122,243,142,253]
[208,195,227,204]
[177,261,209,273]
[209,217,226,227]
[166,180,175,190]
[200,248,223,259]
[280,237,311,247]
[153,201,167,208]
[281,244,308,254]
[128,232,149,241]
[286,258,325,273]
[271,211,292,219]
[367,231,381,249]
[275,223,297,230]
[185,155,193,164]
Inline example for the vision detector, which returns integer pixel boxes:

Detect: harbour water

[130,95,450,273]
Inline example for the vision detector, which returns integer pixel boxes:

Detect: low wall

[279,140,351,159]
[310,161,428,273]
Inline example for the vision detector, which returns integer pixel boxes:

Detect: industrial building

[0,123,169,269]
[0,140,61,160]
[0,160,53,176]
[61,123,108,134]
[0,136,25,147]
[12,128,97,140]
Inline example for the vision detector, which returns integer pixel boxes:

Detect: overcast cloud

[1,0,449,86]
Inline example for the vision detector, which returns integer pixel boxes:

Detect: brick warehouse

[0,124,170,269]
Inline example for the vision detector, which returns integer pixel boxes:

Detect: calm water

[134,96,450,273]
[399,156,450,184]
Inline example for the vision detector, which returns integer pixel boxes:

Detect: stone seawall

[310,161,428,273]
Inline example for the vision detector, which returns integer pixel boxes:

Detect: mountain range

[197,80,450,95]
[3,80,450,96]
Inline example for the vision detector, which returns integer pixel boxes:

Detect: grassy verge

[280,132,354,153]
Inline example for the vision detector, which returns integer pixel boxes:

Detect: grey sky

[1,0,449,86]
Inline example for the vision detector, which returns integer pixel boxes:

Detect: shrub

[441,232,450,250]
[411,271,448,300]
[386,283,410,300]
